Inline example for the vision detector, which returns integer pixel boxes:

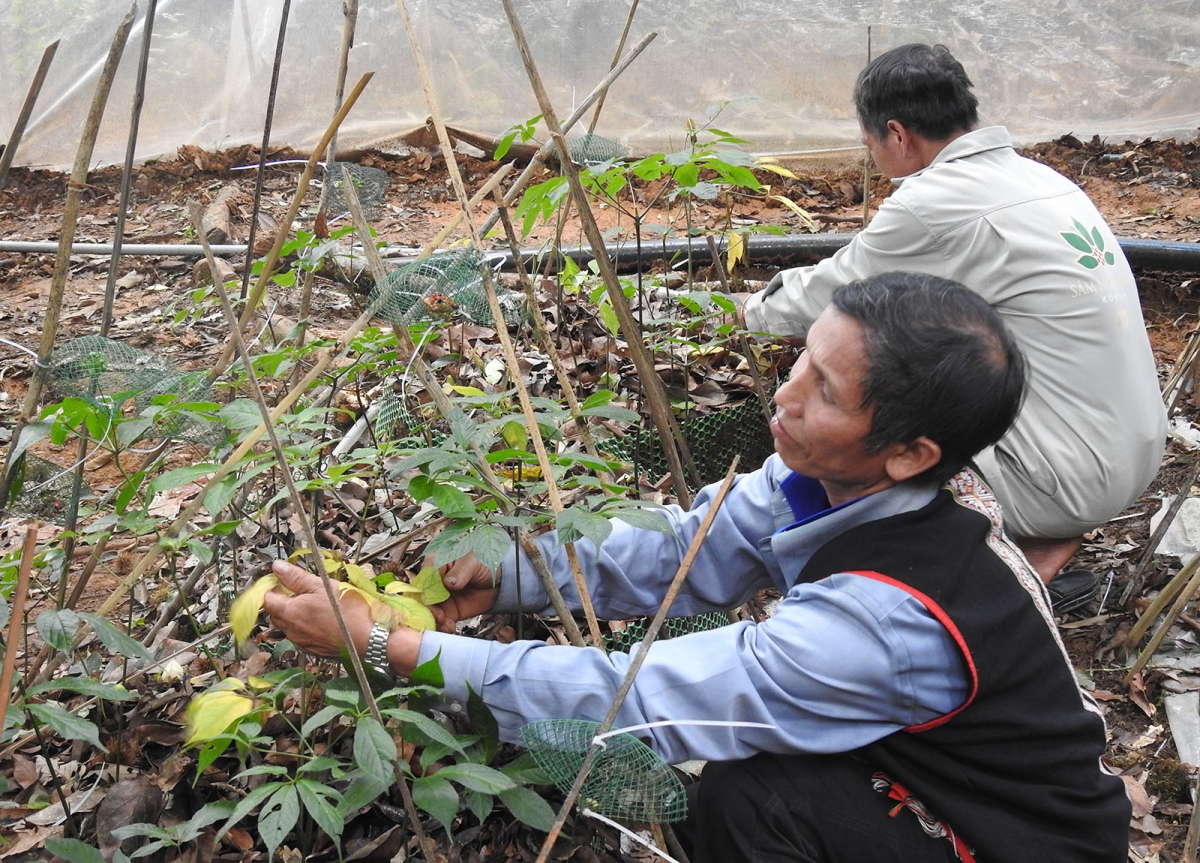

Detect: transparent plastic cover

[2,0,1198,170]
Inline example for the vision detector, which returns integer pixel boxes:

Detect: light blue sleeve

[493,455,794,620]
[418,572,970,764]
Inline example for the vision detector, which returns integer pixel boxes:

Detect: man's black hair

[854,43,978,141]
[831,272,1026,484]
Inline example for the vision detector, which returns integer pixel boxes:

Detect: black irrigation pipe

[453,234,1200,275]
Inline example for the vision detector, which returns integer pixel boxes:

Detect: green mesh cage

[605,610,732,653]
[366,249,526,328]
[323,161,390,219]
[7,454,93,523]
[568,133,629,165]
[520,718,688,824]
[603,398,774,488]
[46,336,225,445]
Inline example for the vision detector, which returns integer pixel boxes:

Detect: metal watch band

[365,623,395,682]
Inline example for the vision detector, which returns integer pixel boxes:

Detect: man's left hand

[264,559,375,658]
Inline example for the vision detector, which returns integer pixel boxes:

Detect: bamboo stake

[0,4,137,516]
[340,167,588,647]
[0,40,59,192]
[534,457,740,863]
[1121,456,1200,607]
[705,234,774,426]
[205,71,375,387]
[586,0,640,135]
[386,0,606,646]
[501,0,700,504]
[0,527,38,736]
[476,31,657,239]
[238,0,293,302]
[1124,552,1200,686]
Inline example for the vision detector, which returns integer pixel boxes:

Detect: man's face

[770,309,901,504]
[861,126,908,180]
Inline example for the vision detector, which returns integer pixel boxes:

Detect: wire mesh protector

[7,454,93,524]
[322,161,390,219]
[568,133,629,165]
[606,610,731,653]
[46,336,224,445]
[366,249,526,328]
[520,719,688,824]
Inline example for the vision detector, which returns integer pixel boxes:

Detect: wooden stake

[0,40,59,192]
[0,527,38,737]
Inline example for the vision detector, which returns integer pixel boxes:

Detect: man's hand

[730,291,754,329]
[430,552,501,633]
[263,559,374,658]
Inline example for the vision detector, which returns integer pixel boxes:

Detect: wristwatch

[364,623,396,684]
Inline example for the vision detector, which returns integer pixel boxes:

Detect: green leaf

[217,782,280,841]
[26,677,135,702]
[500,420,528,451]
[1104,251,1115,265]
[384,707,466,755]
[203,475,238,516]
[411,649,444,688]
[36,609,80,651]
[673,162,700,187]
[9,421,52,466]
[1060,230,1091,253]
[1090,225,1106,251]
[464,788,494,823]
[430,482,476,519]
[409,566,450,606]
[78,612,153,660]
[1072,218,1092,240]
[581,390,616,410]
[28,702,107,752]
[296,779,345,841]
[148,463,219,495]
[353,716,398,787]
[408,474,436,502]
[464,524,511,573]
[116,417,153,448]
[412,775,459,836]
[113,470,147,513]
[1077,255,1100,269]
[259,785,300,861]
[556,506,613,549]
[612,508,676,534]
[218,399,264,430]
[466,683,499,766]
[338,775,390,817]
[500,752,552,785]
[45,839,106,863]
[598,300,620,337]
[299,704,346,739]
[196,736,234,774]
[434,763,516,794]
[499,785,556,831]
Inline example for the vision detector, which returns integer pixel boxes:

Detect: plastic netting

[7,454,93,524]
[45,336,225,445]
[366,249,526,328]
[605,610,732,653]
[568,133,629,165]
[603,397,774,488]
[520,718,688,823]
[322,161,390,219]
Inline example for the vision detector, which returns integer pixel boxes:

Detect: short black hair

[831,272,1026,484]
[854,43,978,141]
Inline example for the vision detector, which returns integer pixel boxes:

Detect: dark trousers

[676,753,961,863]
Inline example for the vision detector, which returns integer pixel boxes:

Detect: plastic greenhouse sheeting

[2,0,1199,171]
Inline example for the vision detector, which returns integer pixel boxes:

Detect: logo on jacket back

[1060,219,1116,269]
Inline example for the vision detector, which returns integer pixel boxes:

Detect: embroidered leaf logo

[1060,218,1115,269]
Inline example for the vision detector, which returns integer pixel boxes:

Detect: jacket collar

[893,125,1013,185]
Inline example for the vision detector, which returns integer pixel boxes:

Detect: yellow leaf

[495,464,543,482]
[343,562,377,593]
[500,420,528,451]
[372,593,437,632]
[229,574,278,644]
[727,232,745,272]
[769,195,819,232]
[410,565,450,606]
[184,680,255,746]
[448,384,486,397]
[754,157,798,179]
[384,580,421,595]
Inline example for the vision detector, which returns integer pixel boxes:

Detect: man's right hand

[430,552,502,633]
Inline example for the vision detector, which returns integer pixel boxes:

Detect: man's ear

[884,436,942,483]
[886,119,915,153]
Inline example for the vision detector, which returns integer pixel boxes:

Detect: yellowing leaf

[410,566,450,607]
[343,561,376,593]
[247,676,275,692]
[372,593,437,632]
[754,158,798,179]
[384,581,421,595]
[448,384,486,397]
[230,574,278,644]
[726,232,745,272]
[769,195,819,232]
[496,464,543,482]
[500,420,528,451]
[184,679,255,746]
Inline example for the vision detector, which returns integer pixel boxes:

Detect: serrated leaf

[581,390,616,410]
[499,785,556,831]
[612,508,675,534]
[500,420,528,451]
[463,524,510,573]
[296,779,344,841]
[218,399,264,430]
[354,716,397,786]
[369,591,436,632]
[383,707,465,755]
[467,683,499,765]
[300,704,346,739]
[412,774,459,836]
[229,574,278,644]
[26,677,135,702]
[430,482,476,519]
[78,612,153,660]
[500,751,552,785]
[556,507,613,550]
[184,680,255,746]
[259,785,300,861]
[338,774,390,817]
[464,788,494,823]
[28,702,107,751]
[216,781,279,841]
[203,475,238,516]
[36,609,80,651]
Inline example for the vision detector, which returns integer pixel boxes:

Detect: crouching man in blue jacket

[266,271,1130,862]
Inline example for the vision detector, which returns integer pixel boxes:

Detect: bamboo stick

[0,40,59,192]
[0,528,39,737]
[587,0,640,135]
